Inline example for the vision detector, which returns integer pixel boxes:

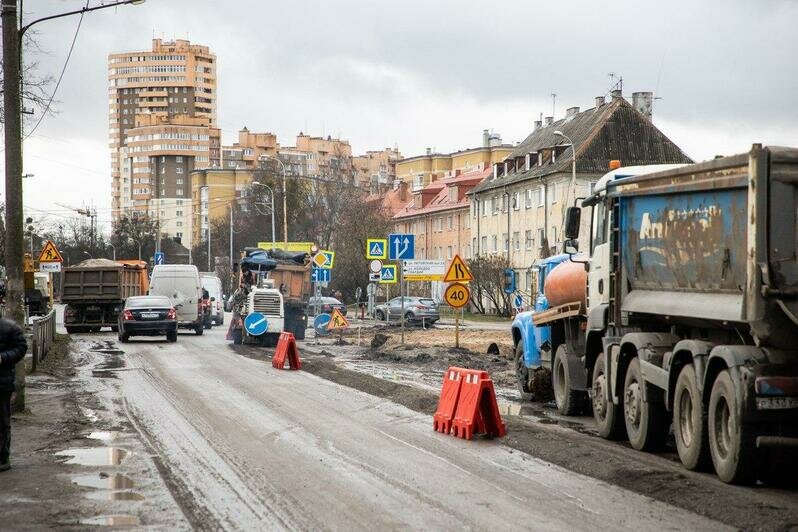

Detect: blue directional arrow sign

[388,233,415,260]
[244,312,268,336]
[311,268,331,283]
[313,313,332,336]
[153,252,165,265]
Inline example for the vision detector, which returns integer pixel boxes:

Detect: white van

[200,274,224,326]
[149,265,204,335]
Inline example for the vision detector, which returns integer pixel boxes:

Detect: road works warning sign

[38,240,63,263]
[443,254,473,283]
[326,308,350,330]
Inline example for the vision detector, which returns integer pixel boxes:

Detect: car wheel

[376,310,385,321]
[195,324,204,335]
[674,364,711,470]
[623,357,669,451]
[118,333,129,343]
[515,342,533,401]
[167,330,177,343]
[404,312,414,322]
[592,355,626,440]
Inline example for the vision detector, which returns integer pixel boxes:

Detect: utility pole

[3,0,24,325]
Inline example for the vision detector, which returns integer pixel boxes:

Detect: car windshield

[127,297,171,309]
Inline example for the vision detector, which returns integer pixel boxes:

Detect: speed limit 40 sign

[444,282,470,309]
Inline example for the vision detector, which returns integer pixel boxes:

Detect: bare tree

[0,32,56,126]
[467,255,512,316]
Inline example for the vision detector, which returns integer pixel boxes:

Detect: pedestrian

[0,318,28,472]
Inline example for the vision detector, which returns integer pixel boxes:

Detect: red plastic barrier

[451,369,506,440]
[272,332,302,370]
[433,367,465,434]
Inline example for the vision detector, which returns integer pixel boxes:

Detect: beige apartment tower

[108,39,218,243]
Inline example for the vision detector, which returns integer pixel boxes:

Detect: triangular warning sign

[38,240,64,263]
[371,243,381,255]
[382,268,394,280]
[443,254,473,282]
[327,308,350,330]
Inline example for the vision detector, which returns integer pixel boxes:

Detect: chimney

[544,116,553,126]
[493,163,499,179]
[534,120,542,130]
[482,129,490,148]
[425,147,432,156]
[595,96,605,107]
[632,91,654,119]
[397,181,409,201]
[610,89,623,100]
[566,106,580,118]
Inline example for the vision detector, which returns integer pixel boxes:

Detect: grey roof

[471,98,693,194]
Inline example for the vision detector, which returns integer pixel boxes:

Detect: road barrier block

[451,369,506,440]
[272,332,302,370]
[433,367,465,434]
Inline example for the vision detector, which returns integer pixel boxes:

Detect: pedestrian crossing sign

[366,238,387,259]
[380,265,397,284]
[38,240,63,263]
[326,308,350,330]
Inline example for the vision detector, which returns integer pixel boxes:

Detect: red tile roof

[394,167,491,219]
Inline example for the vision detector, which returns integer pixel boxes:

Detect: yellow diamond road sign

[312,250,335,269]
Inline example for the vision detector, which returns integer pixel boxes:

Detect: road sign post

[444,255,473,349]
[388,234,414,345]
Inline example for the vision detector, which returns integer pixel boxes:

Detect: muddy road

[108,323,726,531]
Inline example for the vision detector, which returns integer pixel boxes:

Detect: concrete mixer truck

[514,145,798,485]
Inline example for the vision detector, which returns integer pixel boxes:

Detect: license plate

[756,396,798,410]
[140,312,159,319]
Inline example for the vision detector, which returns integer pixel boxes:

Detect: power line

[23,1,88,140]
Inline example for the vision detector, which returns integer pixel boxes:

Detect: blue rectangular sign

[311,268,331,283]
[153,252,165,265]
[388,233,415,260]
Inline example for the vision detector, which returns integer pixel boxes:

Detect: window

[552,226,558,245]
[160,156,165,163]
[160,166,166,174]
[491,196,499,214]
[176,189,183,196]
[176,156,183,162]
[525,189,533,209]
[512,192,520,210]
[525,230,534,250]
[481,199,487,216]
[176,232,183,239]
[447,246,453,259]
[592,202,608,250]
[502,233,509,252]
[447,216,453,230]
[481,236,488,253]
[538,186,545,206]
[525,269,533,291]
[501,194,508,212]
[176,167,183,174]
[176,210,183,216]
[538,228,545,247]
[176,221,183,227]
[513,231,520,251]
[551,182,558,204]
[176,178,184,184]
[472,237,477,255]
[492,235,498,252]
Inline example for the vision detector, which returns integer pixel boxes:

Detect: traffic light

[503,268,516,294]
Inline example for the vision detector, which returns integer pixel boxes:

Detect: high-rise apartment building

[108,39,218,243]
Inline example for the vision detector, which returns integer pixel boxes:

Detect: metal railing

[30,309,56,371]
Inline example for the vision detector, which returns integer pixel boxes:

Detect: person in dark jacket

[0,319,28,471]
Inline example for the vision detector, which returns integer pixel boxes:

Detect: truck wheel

[592,355,626,440]
[673,364,711,470]
[515,342,533,401]
[623,357,668,451]
[232,329,243,345]
[167,330,177,343]
[195,324,204,336]
[708,369,757,484]
[553,345,587,416]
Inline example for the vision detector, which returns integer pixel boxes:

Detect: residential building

[395,130,513,191]
[221,127,279,170]
[353,148,401,190]
[108,38,218,241]
[189,168,255,246]
[291,133,353,179]
[366,181,412,219]
[469,91,693,296]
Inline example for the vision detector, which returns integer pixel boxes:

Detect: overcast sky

[5,0,797,228]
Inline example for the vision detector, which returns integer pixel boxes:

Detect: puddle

[72,473,135,490]
[497,403,539,417]
[85,491,145,502]
[88,431,121,442]
[55,447,128,466]
[80,515,140,526]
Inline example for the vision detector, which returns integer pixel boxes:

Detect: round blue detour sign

[244,312,268,336]
[313,313,332,336]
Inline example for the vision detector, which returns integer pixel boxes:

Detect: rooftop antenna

[550,93,557,117]
[608,72,623,93]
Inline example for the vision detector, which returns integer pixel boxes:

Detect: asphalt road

[114,324,725,531]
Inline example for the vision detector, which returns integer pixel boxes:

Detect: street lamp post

[1,0,144,325]
[109,243,116,261]
[553,130,577,189]
[259,155,288,246]
[252,181,276,252]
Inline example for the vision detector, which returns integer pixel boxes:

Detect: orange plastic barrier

[272,332,302,370]
[433,367,465,434]
[451,369,506,440]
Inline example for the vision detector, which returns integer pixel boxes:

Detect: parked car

[307,296,347,317]
[118,295,177,343]
[200,274,224,326]
[149,264,204,335]
[374,297,439,325]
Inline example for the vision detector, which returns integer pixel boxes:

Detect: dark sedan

[307,296,347,317]
[118,295,178,343]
